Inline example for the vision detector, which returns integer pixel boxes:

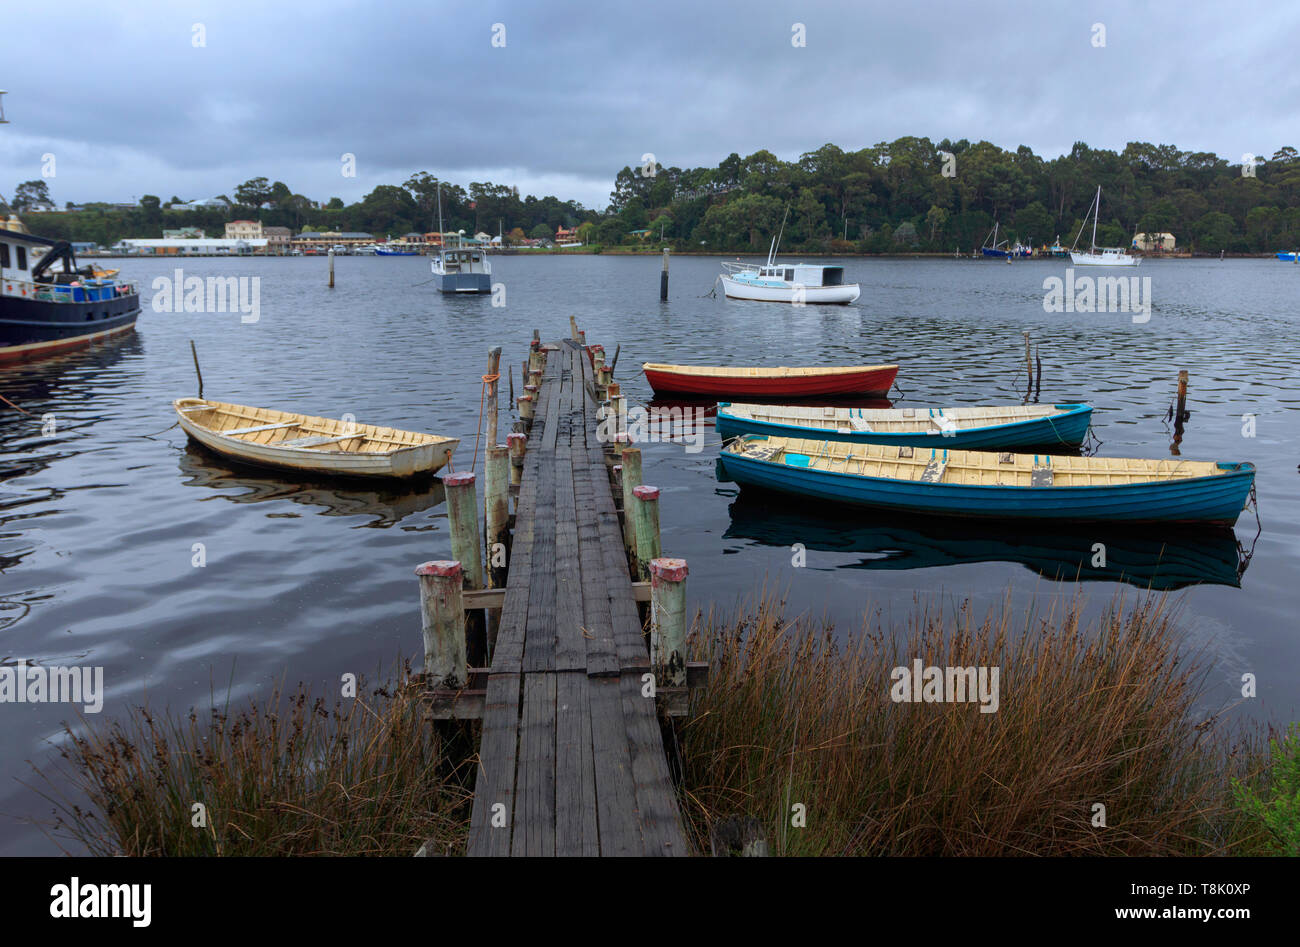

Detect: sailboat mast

[1091,186,1099,250]
[437,181,444,245]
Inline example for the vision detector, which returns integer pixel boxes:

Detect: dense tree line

[605,139,1300,254]
[5,173,594,248]
[9,139,1300,253]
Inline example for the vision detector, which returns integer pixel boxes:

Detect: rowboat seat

[849,415,870,432]
[279,432,364,448]
[222,421,298,436]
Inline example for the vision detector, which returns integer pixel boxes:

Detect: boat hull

[436,273,493,294]
[716,404,1093,450]
[718,448,1255,525]
[643,364,898,397]
[720,276,860,304]
[1069,251,1140,266]
[1276,252,1299,261]
[0,293,140,364]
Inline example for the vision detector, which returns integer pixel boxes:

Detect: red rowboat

[641,362,899,398]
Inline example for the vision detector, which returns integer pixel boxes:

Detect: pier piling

[649,557,688,687]
[631,484,662,580]
[416,560,467,688]
[507,431,527,487]
[661,248,670,300]
[620,447,642,555]
[445,472,487,660]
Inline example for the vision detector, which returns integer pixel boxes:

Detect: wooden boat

[716,402,1093,450]
[642,362,898,397]
[718,435,1255,525]
[173,398,458,479]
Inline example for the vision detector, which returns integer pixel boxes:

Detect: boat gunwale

[716,402,1093,439]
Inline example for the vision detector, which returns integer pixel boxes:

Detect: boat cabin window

[16,246,26,270]
[0,244,8,268]
[783,268,794,281]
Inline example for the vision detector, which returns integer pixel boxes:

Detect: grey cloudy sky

[2,0,1297,210]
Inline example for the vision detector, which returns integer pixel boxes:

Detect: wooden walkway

[466,340,689,856]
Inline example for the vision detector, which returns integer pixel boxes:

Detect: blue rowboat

[718,435,1255,525]
[1276,252,1299,261]
[716,402,1093,450]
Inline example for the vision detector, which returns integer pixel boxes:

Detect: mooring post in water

[189,340,204,399]
[328,248,335,289]
[620,447,643,555]
[649,557,688,687]
[609,343,621,376]
[661,248,670,300]
[1023,331,1033,392]
[507,431,527,487]
[578,329,587,346]
[612,431,629,461]
[1035,345,1042,397]
[508,364,514,403]
[631,484,662,580]
[612,463,622,497]
[518,393,534,425]
[486,346,502,450]
[1172,370,1190,452]
[416,560,467,688]
[570,316,579,340]
[445,471,487,663]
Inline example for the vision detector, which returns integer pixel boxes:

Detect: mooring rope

[469,372,502,471]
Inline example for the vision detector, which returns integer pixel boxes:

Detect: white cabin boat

[1070,186,1140,266]
[719,220,860,304]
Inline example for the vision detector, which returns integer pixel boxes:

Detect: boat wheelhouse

[431,242,493,293]
[0,220,141,364]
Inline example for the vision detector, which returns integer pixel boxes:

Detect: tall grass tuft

[40,670,473,856]
[679,588,1273,856]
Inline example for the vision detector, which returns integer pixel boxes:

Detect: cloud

[3,0,1298,210]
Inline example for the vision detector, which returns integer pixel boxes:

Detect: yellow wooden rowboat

[173,398,458,479]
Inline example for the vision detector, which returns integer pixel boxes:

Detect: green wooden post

[649,557,688,687]
[632,484,661,580]
[444,472,486,662]
[416,560,467,687]
[620,447,642,555]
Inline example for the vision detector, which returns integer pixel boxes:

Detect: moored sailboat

[1070,186,1139,266]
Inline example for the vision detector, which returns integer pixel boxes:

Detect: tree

[12,179,52,210]
[1013,201,1053,247]
[234,177,273,207]
[529,222,553,240]
[506,226,526,246]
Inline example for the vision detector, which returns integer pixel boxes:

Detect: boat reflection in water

[722,490,1249,591]
[177,443,445,528]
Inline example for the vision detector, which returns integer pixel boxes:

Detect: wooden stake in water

[416,560,467,687]
[661,248,670,300]
[328,248,335,289]
[649,557,688,687]
[189,340,204,399]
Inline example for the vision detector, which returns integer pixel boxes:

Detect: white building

[113,238,268,255]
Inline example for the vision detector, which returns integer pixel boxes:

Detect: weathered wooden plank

[620,672,689,856]
[511,672,556,856]
[467,671,522,856]
[587,674,644,856]
[574,460,620,677]
[554,671,599,855]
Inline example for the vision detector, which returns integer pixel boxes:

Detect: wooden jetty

[418,327,704,856]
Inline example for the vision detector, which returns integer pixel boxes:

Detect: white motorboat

[718,213,860,304]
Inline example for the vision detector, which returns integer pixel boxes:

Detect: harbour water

[1,253,1296,854]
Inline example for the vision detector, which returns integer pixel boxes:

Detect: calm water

[1,254,1297,854]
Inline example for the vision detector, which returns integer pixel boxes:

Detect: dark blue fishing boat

[718,435,1255,525]
[716,402,1092,450]
[0,222,140,364]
